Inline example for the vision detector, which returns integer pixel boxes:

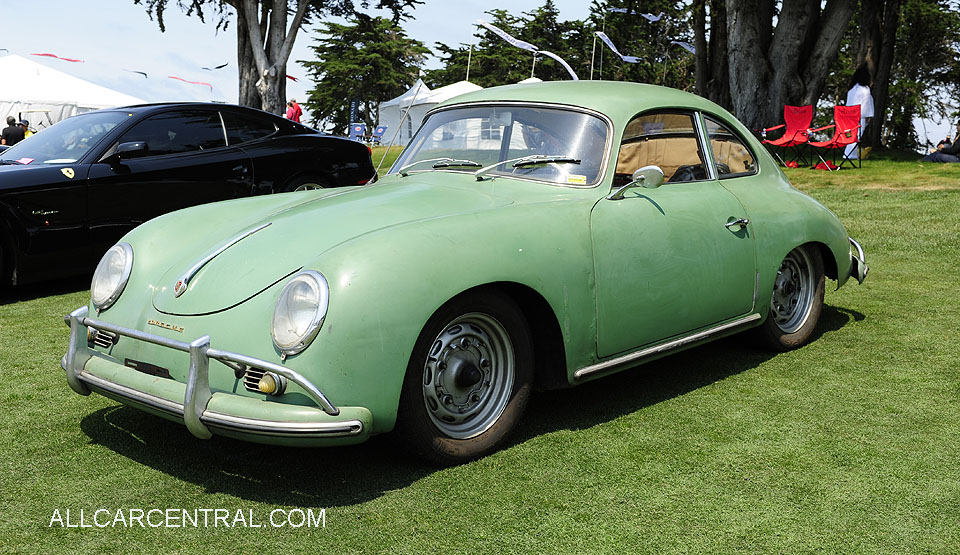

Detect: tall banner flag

[595,32,640,63]
[641,12,665,22]
[476,20,539,52]
[537,51,579,80]
[670,41,696,55]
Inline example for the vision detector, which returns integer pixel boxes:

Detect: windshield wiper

[474,154,581,181]
[432,159,482,169]
[0,159,22,165]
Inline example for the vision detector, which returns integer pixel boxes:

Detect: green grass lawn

[1,155,958,552]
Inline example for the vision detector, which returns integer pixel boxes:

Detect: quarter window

[119,110,226,156]
[615,112,708,186]
[703,115,757,178]
[222,111,277,145]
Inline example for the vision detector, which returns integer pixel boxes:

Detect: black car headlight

[271,270,329,358]
[90,243,133,311]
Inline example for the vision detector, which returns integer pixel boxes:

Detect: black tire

[396,291,533,465]
[754,245,825,351]
[281,174,332,193]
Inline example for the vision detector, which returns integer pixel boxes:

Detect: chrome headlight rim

[90,242,134,312]
[271,270,330,357]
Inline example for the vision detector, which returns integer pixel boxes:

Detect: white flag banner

[476,19,539,52]
[608,7,629,13]
[537,50,579,80]
[641,11,665,22]
[595,32,641,64]
[670,41,696,55]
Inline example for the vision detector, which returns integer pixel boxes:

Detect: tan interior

[710,138,755,175]
[615,136,702,182]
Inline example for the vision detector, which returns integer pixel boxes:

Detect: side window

[704,115,757,178]
[119,110,225,157]
[222,111,277,145]
[614,112,707,186]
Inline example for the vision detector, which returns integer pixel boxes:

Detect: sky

[0,0,590,108]
[0,1,950,146]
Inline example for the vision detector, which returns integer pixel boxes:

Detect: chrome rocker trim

[849,236,869,284]
[62,306,359,440]
[574,313,762,381]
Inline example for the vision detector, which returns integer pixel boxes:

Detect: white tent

[377,80,482,146]
[0,54,146,131]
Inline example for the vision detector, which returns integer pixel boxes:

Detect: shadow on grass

[0,275,88,306]
[79,303,862,509]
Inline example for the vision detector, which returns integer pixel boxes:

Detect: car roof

[436,81,736,126]
[97,102,276,116]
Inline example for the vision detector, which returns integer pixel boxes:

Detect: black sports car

[0,103,376,285]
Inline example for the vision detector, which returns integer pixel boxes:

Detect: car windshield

[390,105,609,186]
[0,111,129,165]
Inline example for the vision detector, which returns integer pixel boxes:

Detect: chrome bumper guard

[849,237,869,284]
[62,306,354,440]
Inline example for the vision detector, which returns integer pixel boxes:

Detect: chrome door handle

[725,217,749,228]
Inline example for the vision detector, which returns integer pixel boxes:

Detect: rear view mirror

[607,165,664,200]
[117,141,148,159]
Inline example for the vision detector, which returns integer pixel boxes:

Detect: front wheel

[396,292,533,465]
[754,245,825,351]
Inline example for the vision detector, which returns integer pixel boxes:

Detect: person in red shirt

[285,99,302,123]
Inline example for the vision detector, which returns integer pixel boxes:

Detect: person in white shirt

[845,66,874,159]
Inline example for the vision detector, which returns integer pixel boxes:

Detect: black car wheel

[282,174,332,192]
[755,245,825,351]
[396,291,533,465]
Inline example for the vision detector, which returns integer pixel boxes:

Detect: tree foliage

[300,15,429,133]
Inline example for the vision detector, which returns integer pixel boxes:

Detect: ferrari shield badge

[61,168,75,179]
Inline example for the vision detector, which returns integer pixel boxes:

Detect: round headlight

[91,243,133,311]
[272,270,329,356]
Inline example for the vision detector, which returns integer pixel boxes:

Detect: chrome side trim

[574,313,762,381]
[174,222,271,297]
[81,372,363,438]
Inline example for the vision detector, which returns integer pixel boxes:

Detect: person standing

[844,66,874,160]
[285,99,302,123]
[19,120,32,139]
[2,116,25,146]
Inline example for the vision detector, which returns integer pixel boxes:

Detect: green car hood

[152,178,514,315]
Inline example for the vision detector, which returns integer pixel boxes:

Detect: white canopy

[0,54,146,130]
[377,79,482,146]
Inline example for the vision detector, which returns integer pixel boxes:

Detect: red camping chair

[761,105,813,167]
[808,105,861,170]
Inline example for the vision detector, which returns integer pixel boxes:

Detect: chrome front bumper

[62,306,370,443]
[849,237,869,284]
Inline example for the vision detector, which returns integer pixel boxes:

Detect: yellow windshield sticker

[566,174,587,185]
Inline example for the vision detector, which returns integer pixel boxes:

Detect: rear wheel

[755,245,825,351]
[396,291,533,465]
[282,174,332,192]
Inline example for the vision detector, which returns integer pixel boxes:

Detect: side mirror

[607,165,664,200]
[117,141,148,159]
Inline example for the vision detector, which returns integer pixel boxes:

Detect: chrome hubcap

[771,248,815,333]
[422,313,514,439]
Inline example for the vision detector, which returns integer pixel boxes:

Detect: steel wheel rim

[422,312,515,439]
[771,248,816,334]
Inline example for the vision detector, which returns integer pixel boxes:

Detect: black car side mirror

[117,141,148,159]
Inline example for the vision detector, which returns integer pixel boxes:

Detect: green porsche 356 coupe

[62,82,868,464]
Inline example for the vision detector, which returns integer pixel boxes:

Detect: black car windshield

[0,111,130,164]
[390,105,609,186]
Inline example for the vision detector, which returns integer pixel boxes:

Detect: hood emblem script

[172,222,271,298]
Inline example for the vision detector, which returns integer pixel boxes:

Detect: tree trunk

[726,0,773,129]
[695,0,708,97]
[241,0,310,114]
[865,0,900,147]
[236,5,262,108]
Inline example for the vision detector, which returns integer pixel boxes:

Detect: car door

[590,110,757,358]
[86,108,253,250]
